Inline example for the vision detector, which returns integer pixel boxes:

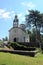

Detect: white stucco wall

[9,28,30,42]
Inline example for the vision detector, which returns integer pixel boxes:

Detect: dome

[20,24,26,29]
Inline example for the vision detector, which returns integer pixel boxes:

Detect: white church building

[9,15,30,42]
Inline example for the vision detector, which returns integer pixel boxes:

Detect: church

[9,15,30,42]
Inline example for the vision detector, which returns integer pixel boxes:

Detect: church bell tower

[13,15,18,27]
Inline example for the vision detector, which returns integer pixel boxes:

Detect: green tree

[25,10,43,42]
[30,28,36,42]
[5,36,8,41]
[2,36,8,41]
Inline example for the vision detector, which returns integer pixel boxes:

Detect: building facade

[9,15,30,42]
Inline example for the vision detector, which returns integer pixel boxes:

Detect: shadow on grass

[0,50,38,57]
[1,64,6,65]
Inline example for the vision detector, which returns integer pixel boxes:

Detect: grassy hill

[0,52,43,65]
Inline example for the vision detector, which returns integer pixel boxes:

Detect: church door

[14,38,16,42]
[24,37,25,42]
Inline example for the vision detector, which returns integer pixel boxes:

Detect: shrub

[8,42,36,51]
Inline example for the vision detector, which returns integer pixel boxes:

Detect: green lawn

[0,52,43,65]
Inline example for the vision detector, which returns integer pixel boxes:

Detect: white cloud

[11,11,14,13]
[26,10,29,14]
[27,2,35,10]
[0,8,14,19]
[2,12,11,19]
[0,8,26,21]
[21,2,25,6]
[18,13,22,18]
[17,13,25,21]
[21,17,25,21]
[21,1,36,10]
[0,9,5,15]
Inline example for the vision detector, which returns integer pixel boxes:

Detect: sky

[0,0,43,39]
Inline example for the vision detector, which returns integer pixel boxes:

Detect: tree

[2,36,8,41]
[25,10,43,42]
[5,36,8,41]
[30,28,36,42]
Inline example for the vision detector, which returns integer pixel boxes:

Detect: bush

[8,42,36,51]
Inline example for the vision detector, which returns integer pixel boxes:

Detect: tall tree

[25,10,43,42]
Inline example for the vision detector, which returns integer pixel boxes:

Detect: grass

[0,52,43,65]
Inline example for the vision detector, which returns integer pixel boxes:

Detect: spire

[13,15,19,27]
[13,15,18,22]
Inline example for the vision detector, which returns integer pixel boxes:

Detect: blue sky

[0,0,43,39]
